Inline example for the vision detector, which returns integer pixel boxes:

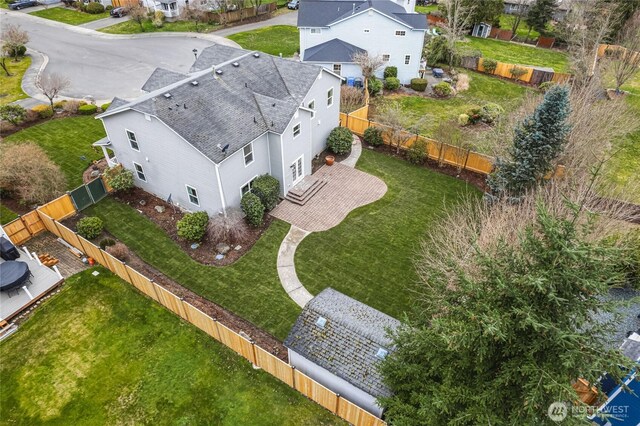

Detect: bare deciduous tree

[340,86,365,114]
[1,24,29,76]
[127,4,148,32]
[375,103,414,154]
[438,0,476,67]
[351,51,384,100]
[607,11,640,93]
[180,0,210,31]
[35,72,70,112]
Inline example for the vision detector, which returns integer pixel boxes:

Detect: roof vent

[376,348,388,360]
[163,93,172,99]
[315,317,327,328]
[215,69,223,75]
[191,81,199,86]
[232,62,240,67]
[253,53,260,58]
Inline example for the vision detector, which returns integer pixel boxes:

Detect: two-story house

[94,45,342,216]
[298,0,428,84]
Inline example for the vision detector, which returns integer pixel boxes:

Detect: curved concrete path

[276,134,386,307]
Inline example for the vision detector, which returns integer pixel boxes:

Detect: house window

[243,143,253,166]
[241,177,257,196]
[169,2,176,10]
[293,123,301,138]
[310,28,322,34]
[126,130,139,151]
[133,162,146,182]
[382,54,390,62]
[364,29,370,33]
[327,88,333,107]
[308,100,315,118]
[186,185,199,206]
[395,30,406,36]
[333,63,342,75]
[404,55,411,65]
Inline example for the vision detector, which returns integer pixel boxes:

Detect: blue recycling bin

[347,77,355,87]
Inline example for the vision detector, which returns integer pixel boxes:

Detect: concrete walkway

[341,134,362,168]
[80,15,129,30]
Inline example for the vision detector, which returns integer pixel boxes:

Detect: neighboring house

[284,288,401,417]
[94,45,342,216]
[298,0,428,84]
[140,0,184,19]
[503,0,576,22]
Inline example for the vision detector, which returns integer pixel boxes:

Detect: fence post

[346,113,350,130]
[19,216,34,239]
[291,366,296,389]
[52,220,65,240]
[335,394,340,414]
[121,261,133,283]
[251,342,258,368]
[149,279,161,301]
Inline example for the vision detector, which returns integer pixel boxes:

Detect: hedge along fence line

[9,192,387,426]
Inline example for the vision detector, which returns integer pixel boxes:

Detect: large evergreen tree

[488,85,570,196]
[379,194,637,425]
[525,0,557,35]
[466,0,504,26]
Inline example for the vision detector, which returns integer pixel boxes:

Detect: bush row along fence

[4,192,386,426]
[460,56,572,86]
[341,106,495,175]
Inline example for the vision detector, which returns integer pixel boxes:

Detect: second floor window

[382,54,390,62]
[126,130,139,151]
[310,28,321,34]
[333,64,342,75]
[405,55,411,65]
[395,30,406,36]
[293,123,301,138]
[308,100,315,118]
[327,88,334,107]
[243,144,253,166]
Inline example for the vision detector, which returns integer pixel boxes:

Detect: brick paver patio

[270,163,387,232]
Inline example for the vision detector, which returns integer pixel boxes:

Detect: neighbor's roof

[284,288,401,398]
[298,0,428,29]
[504,0,574,11]
[303,38,366,62]
[142,68,187,92]
[99,46,331,164]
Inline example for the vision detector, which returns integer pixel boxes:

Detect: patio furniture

[432,68,444,78]
[0,261,31,291]
[0,236,20,261]
[38,253,59,267]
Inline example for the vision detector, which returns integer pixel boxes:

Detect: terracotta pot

[88,257,95,266]
[325,155,335,166]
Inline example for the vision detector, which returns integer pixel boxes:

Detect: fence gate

[69,186,93,211]
[530,69,553,86]
[87,178,107,203]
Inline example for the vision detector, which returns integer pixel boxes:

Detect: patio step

[285,179,327,206]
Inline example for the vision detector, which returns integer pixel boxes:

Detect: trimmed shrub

[410,78,428,92]
[482,58,498,74]
[106,242,129,261]
[241,192,265,227]
[177,211,209,242]
[100,102,111,111]
[31,104,53,119]
[327,126,353,155]
[433,82,453,97]
[77,216,104,240]
[86,2,105,13]
[458,113,470,126]
[53,100,67,110]
[78,104,98,115]
[14,45,26,57]
[367,78,383,96]
[509,66,528,80]
[384,77,400,91]
[364,126,384,147]
[103,166,134,192]
[105,4,113,10]
[539,81,556,93]
[467,107,483,124]
[406,139,428,164]
[0,104,27,126]
[99,238,116,250]
[480,103,504,124]
[383,66,398,79]
[251,174,280,211]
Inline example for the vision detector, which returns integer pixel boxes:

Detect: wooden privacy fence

[205,3,276,25]
[460,56,572,85]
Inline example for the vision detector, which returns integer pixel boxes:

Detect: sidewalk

[80,14,129,30]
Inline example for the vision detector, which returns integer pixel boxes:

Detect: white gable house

[298,0,428,84]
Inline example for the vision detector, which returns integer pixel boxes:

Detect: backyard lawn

[30,7,110,25]
[101,19,219,34]
[227,25,299,57]
[83,200,300,340]
[0,56,30,105]
[415,4,438,14]
[0,204,19,225]
[0,269,344,425]
[462,36,569,72]
[3,116,106,190]
[295,149,481,321]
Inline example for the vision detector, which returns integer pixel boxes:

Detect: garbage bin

[354,78,363,88]
[0,236,20,261]
[347,77,355,87]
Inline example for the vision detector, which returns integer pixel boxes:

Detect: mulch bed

[82,159,110,184]
[0,110,79,137]
[312,148,350,173]
[1,197,35,217]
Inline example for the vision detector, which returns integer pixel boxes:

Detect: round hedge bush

[100,102,111,111]
[77,216,104,240]
[364,127,384,147]
[177,211,209,242]
[538,81,556,93]
[458,113,470,126]
[406,139,428,164]
[31,104,53,119]
[327,126,353,155]
[251,174,280,211]
[410,78,428,92]
[433,82,453,97]
[383,66,398,79]
[384,77,400,91]
[105,4,113,10]
[86,2,105,13]
[104,166,134,192]
[78,104,98,115]
[241,192,265,227]
[367,78,383,96]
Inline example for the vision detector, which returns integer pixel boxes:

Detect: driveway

[1,9,240,102]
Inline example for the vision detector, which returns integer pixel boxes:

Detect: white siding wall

[280,109,314,194]
[300,10,425,83]
[302,69,342,158]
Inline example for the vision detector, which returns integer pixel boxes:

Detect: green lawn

[30,7,110,25]
[83,199,300,340]
[3,116,105,190]
[0,204,19,225]
[497,14,542,40]
[295,149,481,320]
[227,25,299,57]
[462,36,569,72]
[0,56,31,105]
[101,19,219,34]
[415,4,438,14]
[0,269,344,425]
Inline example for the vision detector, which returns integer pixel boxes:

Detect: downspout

[214,163,227,217]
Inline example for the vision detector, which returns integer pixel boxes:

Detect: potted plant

[325,155,335,166]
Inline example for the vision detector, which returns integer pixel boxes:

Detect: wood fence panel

[36,211,58,235]
[216,322,256,364]
[2,219,31,245]
[254,346,294,387]
[349,105,369,120]
[294,370,339,414]
[154,284,187,319]
[551,72,572,83]
[337,397,386,426]
[21,211,45,236]
[54,222,83,252]
[125,265,160,302]
[78,236,107,266]
[39,194,76,220]
[182,303,221,341]
[465,152,494,174]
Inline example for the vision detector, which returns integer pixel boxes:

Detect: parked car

[287,0,299,9]
[110,6,127,17]
[8,0,39,10]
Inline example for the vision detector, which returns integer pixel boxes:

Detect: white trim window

[364,29,370,33]
[395,30,406,36]
[404,55,411,65]
[308,99,315,118]
[126,130,139,151]
[382,54,390,62]
[241,177,257,196]
[243,143,254,166]
[293,123,301,138]
[132,162,146,182]
[333,63,342,75]
[327,88,334,107]
[310,28,322,34]
[186,185,199,206]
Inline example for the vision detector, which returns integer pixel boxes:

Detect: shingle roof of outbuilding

[298,0,428,29]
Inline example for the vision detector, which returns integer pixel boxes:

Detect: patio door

[291,156,303,184]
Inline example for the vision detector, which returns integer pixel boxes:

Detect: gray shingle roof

[100,46,325,164]
[620,335,640,363]
[284,288,401,398]
[191,44,250,72]
[298,0,428,30]
[141,68,187,92]
[109,97,129,110]
[303,38,366,62]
